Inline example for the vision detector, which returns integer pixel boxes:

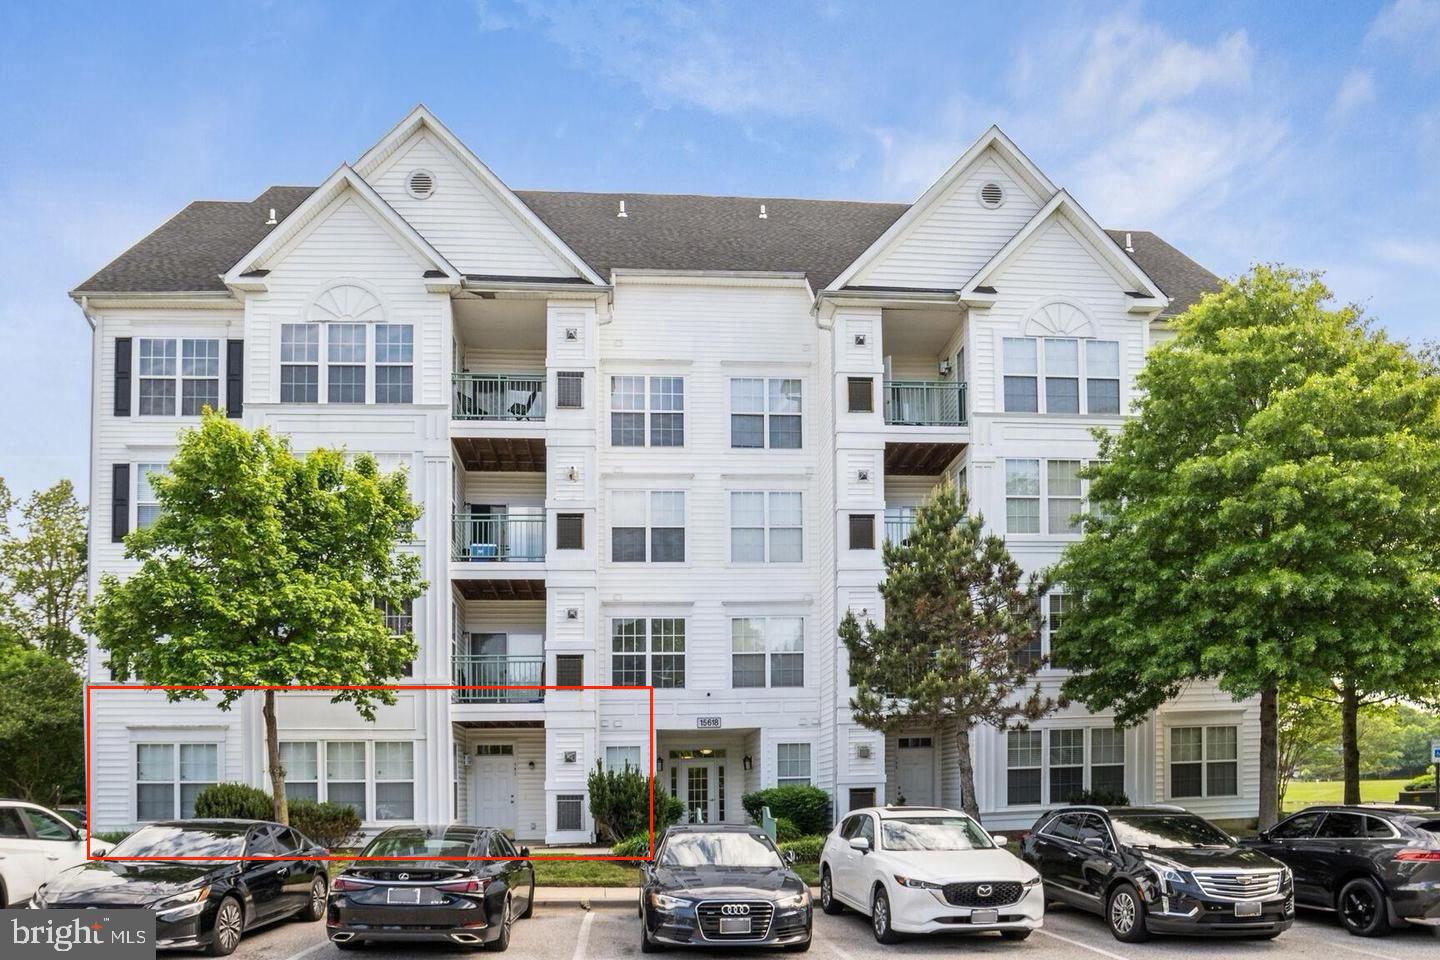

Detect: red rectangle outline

[85,683,656,862]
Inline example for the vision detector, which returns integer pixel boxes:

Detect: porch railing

[884,509,916,546]
[453,373,546,421]
[453,655,545,704]
[883,380,967,426]
[452,513,546,562]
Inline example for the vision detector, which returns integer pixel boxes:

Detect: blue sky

[1,0,1437,499]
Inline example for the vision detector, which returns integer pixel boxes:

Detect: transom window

[610,617,686,688]
[136,742,218,821]
[610,375,684,447]
[730,492,803,562]
[731,616,804,688]
[610,490,685,562]
[1005,459,1088,535]
[280,322,413,404]
[138,338,221,416]
[1006,727,1127,806]
[777,743,812,786]
[1002,337,1121,414]
[730,378,802,448]
[1169,725,1238,798]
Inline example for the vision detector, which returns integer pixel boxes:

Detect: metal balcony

[453,373,545,421]
[883,380,967,426]
[452,513,545,562]
[453,655,545,704]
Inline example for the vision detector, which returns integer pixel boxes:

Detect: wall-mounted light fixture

[566,607,579,620]
[939,358,953,376]
[857,469,870,482]
[656,756,664,772]
[528,760,536,769]
[854,333,867,346]
[856,744,873,760]
[563,751,577,764]
[565,327,578,341]
[742,755,753,771]
[567,465,579,482]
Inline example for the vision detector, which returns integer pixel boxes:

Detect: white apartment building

[73,106,1255,842]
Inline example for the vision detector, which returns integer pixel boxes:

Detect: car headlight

[1280,865,1293,887]
[154,885,211,915]
[1023,874,1042,887]
[893,875,942,890]
[648,892,692,911]
[776,890,811,909]
[1153,867,1190,893]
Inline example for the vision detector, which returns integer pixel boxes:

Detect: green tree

[1277,686,1336,803]
[0,645,83,804]
[1,479,88,665]
[84,413,424,824]
[840,480,1056,817]
[1052,266,1440,826]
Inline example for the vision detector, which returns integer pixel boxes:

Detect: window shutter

[114,338,132,416]
[849,513,875,550]
[111,463,130,542]
[555,655,584,687]
[847,377,873,413]
[556,513,584,549]
[225,339,244,417]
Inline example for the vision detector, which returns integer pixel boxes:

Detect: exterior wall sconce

[566,607,579,620]
[563,751,577,763]
[565,327,578,340]
[854,333,867,345]
[857,469,870,481]
[528,760,536,769]
[742,755,753,771]
[656,756,664,771]
[567,465,579,481]
[939,358,952,376]
[856,744,873,760]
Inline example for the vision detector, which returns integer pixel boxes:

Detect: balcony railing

[453,513,546,562]
[884,509,916,546]
[883,380,967,426]
[453,655,545,704]
[453,373,546,421]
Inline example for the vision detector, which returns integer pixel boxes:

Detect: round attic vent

[978,182,1005,208]
[406,169,436,199]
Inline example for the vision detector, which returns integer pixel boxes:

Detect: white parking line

[1033,927,1133,960]
[1284,931,1402,960]
[571,910,595,960]
[278,940,333,960]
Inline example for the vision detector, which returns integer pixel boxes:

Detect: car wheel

[518,881,534,920]
[1338,877,1391,937]
[1001,929,1032,941]
[1106,883,1149,943]
[870,887,903,944]
[639,912,662,953]
[206,896,245,956]
[819,867,844,915]
[487,896,513,952]
[300,876,327,922]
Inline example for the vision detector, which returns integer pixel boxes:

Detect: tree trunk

[1341,680,1361,806]
[1258,686,1279,829]
[955,723,980,819]
[263,689,289,825]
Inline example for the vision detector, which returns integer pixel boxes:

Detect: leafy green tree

[1052,266,1440,825]
[841,480,1056,818]
[0,479,88,665]
[1277,686,1336,803]
[85,413,424,824]
[0,645,83,804]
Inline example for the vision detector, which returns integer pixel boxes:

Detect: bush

[95,831,131,846]
[587,761,684,843]
[288,801,362,851]
[778,836,825,864]
[742,786,831,835]
[1404,771,1436,791]
[773,816,801,843]
[193,783,273,820]
[1062,789,1129,807]
[611,832,655,859]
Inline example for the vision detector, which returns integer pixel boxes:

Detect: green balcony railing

[452,373,545,420]
[453,655,545,704]
[883,380,967,426]
[452,513,545,562]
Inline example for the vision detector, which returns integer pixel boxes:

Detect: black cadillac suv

[1021,805,1293,941]
[1243,804,1440,936]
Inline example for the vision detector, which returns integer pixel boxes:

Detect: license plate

[971,909,999,925]
[719,917,752,935]
[386,888,427,905]
[1234,901,1263,918]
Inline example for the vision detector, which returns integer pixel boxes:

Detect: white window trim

[1004,458,1091,537]
[727,376,804,449]
[1166,724,1240,800]
[270,739,421,824]
[277,321,415,406]
[608,374,687,448]
[604,744,645,772]
[135,335,225,419]
[132,737,223,823]
[374,741,417,821]
[775,742,812,787]
[728,490,804,564]
[729,616,806,690]
[1001,336,1122,415]
[1004,724,1128,808]
[608,489,688,564]
[608,616,687,688]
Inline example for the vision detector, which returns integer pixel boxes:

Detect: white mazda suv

[819,806,1043,943]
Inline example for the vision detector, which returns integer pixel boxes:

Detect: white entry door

[895,737,936,806]
[473,756,517,832]
[679,762,719,824]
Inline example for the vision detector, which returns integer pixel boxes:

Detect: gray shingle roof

[74,186,1221,315]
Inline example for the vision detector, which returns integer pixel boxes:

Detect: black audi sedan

[639,824,812,952]
[1243,804,1440,936]
[30,819,328,955]
[1021,805,1293,942]
[327,824,534,950]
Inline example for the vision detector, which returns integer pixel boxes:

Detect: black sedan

[30,819,328,955]
[1022,805,1293,941]
[639,824,812,952]
[327,824,534,950]
[1244,804,1440,936]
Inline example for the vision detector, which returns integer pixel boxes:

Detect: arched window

[1001,300,1120,414]
[279,281,413,404]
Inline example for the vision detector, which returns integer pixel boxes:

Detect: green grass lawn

[1281,778,1410,812]
[533,860,641,887]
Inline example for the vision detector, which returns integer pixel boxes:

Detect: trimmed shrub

[1404,771,1436,792]
[288,800,362,851]
[95,831,131,846]
[587,761,684,843]
[1062,789,1129,807]
[193,783,273,820]
[773,816,801,843]
[778,836,825,864]
[742,786,831,835]
[611,832,655,858]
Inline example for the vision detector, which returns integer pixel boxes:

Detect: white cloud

[1375,237,1440,267]
[1367,0,1440,71]
[1329,69,1377,120]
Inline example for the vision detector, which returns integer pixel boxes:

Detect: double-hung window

[1006,459,1088,535]
[136,463,168,529]
[610,617,687,688]
[137,338,222,415]
[730,492,802,562]
[327,323,367,403]
[279,322,413,404]
[606,745,643,771]
[374,324,414,403]
[374,742,415,820]
[610,375,684,447]
[181,339,221,414]
[1005,460,1041,533]
[280,741,319,803]
[1002,338,1038,412]
[137,339,177,415]
[1006,727,1129,806]
[1047,460,1084,533]
[1169,725,1239,798]
[1003,337,1122,414]
[730,378,802,448]
[136,742,218,821]
[1086,341,1121,413]
[1049,729,1085,802]
[281,324,321,402]
[610,491,685,562]
[381,599,414,677]
[776,743,812,786]
[731,616,804,688]
[1006,731,1043,805]
[326,741,368,818]
[1044,339,1080,412]
[1090,728,1126,795]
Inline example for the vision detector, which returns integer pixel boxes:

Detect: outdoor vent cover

[407,169,436,199]
[978,182,1005,208]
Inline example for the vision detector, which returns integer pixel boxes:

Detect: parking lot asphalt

[223,902,1438,960]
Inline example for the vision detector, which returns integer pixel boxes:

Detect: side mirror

[848,837,870,853]
[991,834,1009,846]
[784,850,797,864]
[1256,831,1270,842]
[1083,836,1106,850]
[75,828,88,841]
[520,846,531,858]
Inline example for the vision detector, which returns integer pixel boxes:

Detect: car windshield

[1111,813,1233,849]
[108,824,247,859]
[660,832,784,869]
[362,828,475,858]
[881,816,994,852]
